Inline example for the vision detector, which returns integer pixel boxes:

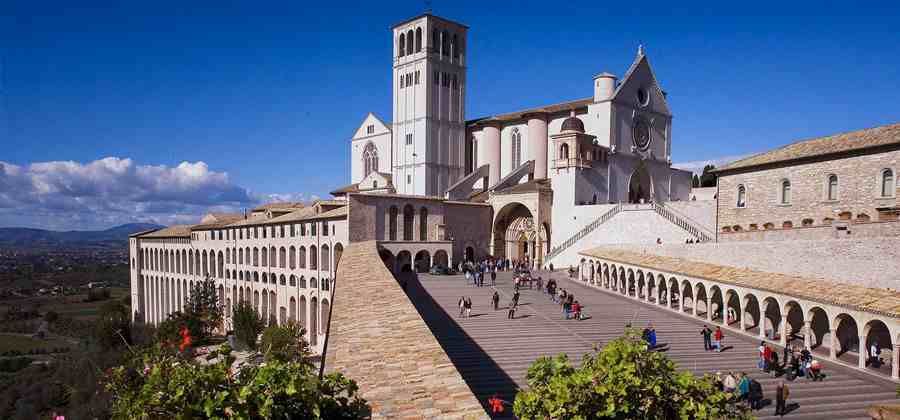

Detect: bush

[84,288,111,302]
[104,344,368,419]
[513,329,751,419]
[232,301,264,350]
[93,300,131,350]
[260,321,310,363]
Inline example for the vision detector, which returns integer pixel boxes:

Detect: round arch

[628,161,653,204]
[414,250,431,273]
[743,293,762,334]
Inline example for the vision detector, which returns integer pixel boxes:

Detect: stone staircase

[651,202,716,243]
[544,203,623,263]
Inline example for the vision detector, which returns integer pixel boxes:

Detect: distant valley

[0,223,164,248]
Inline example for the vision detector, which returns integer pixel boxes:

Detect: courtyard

[404,269,898,420]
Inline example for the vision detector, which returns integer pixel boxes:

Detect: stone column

[859,335,867,369]
[480,122,502,188]
[779,316,788,346]
[759,320,766,339]
[829,330,837,359]
[739,309,746,332]
[893,344,900,380]
[803,321,812,350]
[706,303,712,322]
[525,112,548,179]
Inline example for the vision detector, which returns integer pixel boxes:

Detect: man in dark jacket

[700,325,712,351]
[748,379,763,410]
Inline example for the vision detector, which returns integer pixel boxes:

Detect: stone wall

[717,149,899,234]
[324,241,487,419]
[719,219,900,242]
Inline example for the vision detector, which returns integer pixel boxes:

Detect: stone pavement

[405,269,899,419]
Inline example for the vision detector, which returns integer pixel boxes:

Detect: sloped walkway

[407,270,898,420]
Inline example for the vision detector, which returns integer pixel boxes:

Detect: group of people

[544,279,584,320]
[457,296,473,318]
[714,371,768,412]
[463,260,497,287]
[759,342,823,381]
[700,325,726,352]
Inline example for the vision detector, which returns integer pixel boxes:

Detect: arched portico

[628,162,653,204]
[493,202,548,265]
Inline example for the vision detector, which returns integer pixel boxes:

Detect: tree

[700,164,718,188]
[104,344,368,419]
[233,301,264,350]
[513,329,750,419]
[260,321,310,363]
[692,174,700,188]
[94,300,131,350]
[184,277,224,339]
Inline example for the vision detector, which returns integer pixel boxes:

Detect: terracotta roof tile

[717,122,900,173]
[136,225,193,238]
[580,247,900,318]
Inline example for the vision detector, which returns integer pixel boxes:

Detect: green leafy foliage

[94,300,132,350]
[183,277,224,339]
[259,321,310,363]
[700,164,718,188]
[105,344,368,419]
[513,329,751,420]
[232,301,264,350]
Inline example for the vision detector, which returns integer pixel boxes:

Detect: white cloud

[0,157,313,230]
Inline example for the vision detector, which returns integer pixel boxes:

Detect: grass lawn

[0,333,70,353]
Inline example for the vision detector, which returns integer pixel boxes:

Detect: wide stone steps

[406,270,898,419]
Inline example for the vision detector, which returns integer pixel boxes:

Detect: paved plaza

[404,269,898,419]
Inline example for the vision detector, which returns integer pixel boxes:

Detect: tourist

[748,379,763,410]
[808,359,823,381]
[713,326,724,352]
[458,296,465,317]
[737,372,750,401]
[490,269,497,286]
[512,290,520,307]
[488,393,505,415]
[465,269,472,285]
[656,237,662,245]
[714,372,723,391]
[770,350,780,376]
[572,300,582,320]
[549,263,554,272]
[507,301,517,319]
[648,326,657,349]
[492,291,500,311]
[774,381,789,416]
[464,297,472,318]
[759,342,769,371]
[870,341,882,367]
[700,325,713,351]
[723,372,737,393]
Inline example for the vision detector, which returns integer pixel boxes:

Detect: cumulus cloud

[673,154,753,176]
[0,157,313,230]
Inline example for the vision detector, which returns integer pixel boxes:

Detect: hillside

[0,223,163,247]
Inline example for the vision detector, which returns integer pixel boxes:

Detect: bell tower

[391,14,467,196]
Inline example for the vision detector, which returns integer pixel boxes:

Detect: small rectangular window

[415,71,420,85]
[407,174,412,184]
[434,71,439,85]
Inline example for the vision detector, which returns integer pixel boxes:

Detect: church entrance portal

[493,203,549,265]
[628,163,653,204]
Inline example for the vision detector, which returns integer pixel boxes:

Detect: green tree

[94,300,131,350]
[232,301,264,350]
[260,321,310,363]
[184,277,224,339]
[105,344,368,419]
[700,164,718,188]
[513,329,750,420]
[692,174,700,188]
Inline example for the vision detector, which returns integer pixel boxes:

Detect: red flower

[179,326,192,351]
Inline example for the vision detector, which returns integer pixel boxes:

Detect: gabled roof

[330,183,360,195]
[715,122,900,174]
[252,201,305,211]
[351,112,391,140]
[611,50,672,116]
[467,97,593,125]
[136,225,193,238]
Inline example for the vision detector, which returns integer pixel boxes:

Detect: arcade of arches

[578,253,900,380]
[492,202,549,265]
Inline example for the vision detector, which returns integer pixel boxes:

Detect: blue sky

[2,1,899,229]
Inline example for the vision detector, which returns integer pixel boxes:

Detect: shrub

[104,344,368,419]
[513,329,751,419]
[94,300,131,350]
[232,301,264,350]
[259,321,310,363]
[84,288,111,302]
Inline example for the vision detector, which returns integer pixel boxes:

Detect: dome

[560,113,584,133]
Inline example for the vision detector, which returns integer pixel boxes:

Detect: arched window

[827,174,838,201]
[736,185,746,208]
[298,247,307,269]
[511,128,522,169]
[780,179,791,204]
[559,143,569,160]
[321,245,330,272]
[289,246,296,269]
[398,33,406,56]
[270,246,276,267]
[881,169,894,197]
[363,142,379,177]
[414,28,422,52]
[406,30,414,56]
[261,247,268,267]
[419,207,428,241]
[403,205,415,241]
[389,206,399,240]
[309,245,318,270]
[279,247,286,268]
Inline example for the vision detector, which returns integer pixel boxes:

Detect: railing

[651,202,715,243]
[544,203,623,264]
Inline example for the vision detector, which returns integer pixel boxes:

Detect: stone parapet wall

[324,241,487,419]
[719,219,900,242]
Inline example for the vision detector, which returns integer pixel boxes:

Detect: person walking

[774,381,789,416]
[507,301,517,319]
[458,297,465,317]
[723,372,737,393]
[488,393,505,415]
[748,379,763,411]
[492,291,500,311]
[713,326,724,352]
[759,342,769,371]
[700,325,713,351]
[737,372,750,401]
[491,269,497,286]
[464,297,472,318]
